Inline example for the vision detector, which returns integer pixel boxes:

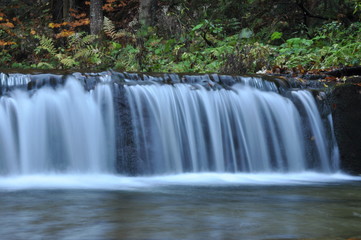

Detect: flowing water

[0,72,360,239]
[0,79,115,174]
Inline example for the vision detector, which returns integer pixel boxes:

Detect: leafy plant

[103,17,134,41]
[34,33,104,69]
[221,42,274,74]
[272,21,361,70]
[270,31,283,41]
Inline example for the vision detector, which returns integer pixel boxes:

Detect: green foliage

[34,35,57,56]
[34,33,104,69]
[112,44,140,71]
[354,1,361,14]
[221,42,274,74]
[0,51,12,65]
[240,28,254,39]
[192,19,225,36]
[103,17,133,41]
[270,31,283,41]
[8,18,360,73]
[0,0,360,73]
[273,22,361,69]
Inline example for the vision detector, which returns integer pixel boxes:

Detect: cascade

[124,84,338,174]
[0,72,339,176]
[0,76,115,175]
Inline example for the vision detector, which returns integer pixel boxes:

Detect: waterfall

[292,91,335,172]
[125,83,337,174]
[0,73,339,177]
[0,77,115,175]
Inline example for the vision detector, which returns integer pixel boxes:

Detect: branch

[201,31,215,47]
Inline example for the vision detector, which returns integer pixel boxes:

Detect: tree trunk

[304,0,317,27]
[51,0,63,23]
[63,0,75,21]
[51,0,75,22]
[90,0,103,35]
[139,0,157,27]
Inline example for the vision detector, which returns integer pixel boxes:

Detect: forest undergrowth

[0,0,360,78]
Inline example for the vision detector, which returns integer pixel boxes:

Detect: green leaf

[270,31,283,41]
[192,23,204,31]
[111,42,122,50]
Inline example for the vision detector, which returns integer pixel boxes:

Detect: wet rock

[183,75,211,84]
[331,79,361,174]
[28,74,65,90]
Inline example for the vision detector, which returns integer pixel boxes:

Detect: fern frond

[103,17,116,40]
[114,29,128,39]
[35,35,57,56]
[55,53,65,60]
[36,62,55,69]
[68,32,86,49]
[82,34,98,45]
[74,45,101,60]
[60,57,78,68]
[67,32,98,51]
[103,17,134,41]
[74,48,93,59]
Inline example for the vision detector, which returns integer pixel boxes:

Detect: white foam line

[0,172,360,191]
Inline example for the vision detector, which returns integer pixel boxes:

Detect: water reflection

[1,183,361,240]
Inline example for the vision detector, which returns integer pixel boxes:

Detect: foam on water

[0,172,359,191]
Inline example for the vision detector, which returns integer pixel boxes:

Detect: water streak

[125,83,337,174]
[0,73,339,178]
[0,77,115,175]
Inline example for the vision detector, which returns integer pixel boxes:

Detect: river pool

[0,173,361,240]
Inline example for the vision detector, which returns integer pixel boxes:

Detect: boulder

[331,78,361,174]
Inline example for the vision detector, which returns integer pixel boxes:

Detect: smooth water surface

[1,174,361,240]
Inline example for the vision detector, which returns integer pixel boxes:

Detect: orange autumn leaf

[68,18,90,27]
[49,22,63,28]
[70,13,87,19]
[0,22,14,28]
[83,18,90,25]
[55,30,75,38]
[103,4,115,11]
[0,40,17,46]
